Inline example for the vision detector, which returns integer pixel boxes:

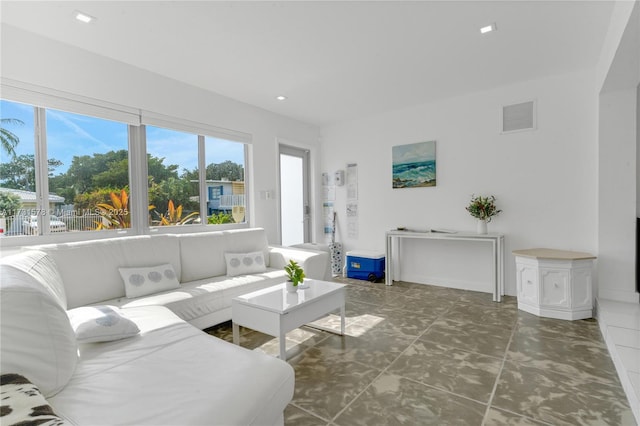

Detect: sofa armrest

[269,246,331,281]
[0,374,73,425]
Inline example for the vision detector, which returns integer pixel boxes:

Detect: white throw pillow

[224,251,267,277]
[68,305,140,343]
[119,264,180,298]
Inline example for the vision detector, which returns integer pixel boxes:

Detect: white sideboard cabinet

[513,248,596,320]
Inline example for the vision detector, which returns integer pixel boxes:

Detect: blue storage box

[346,250,385,282]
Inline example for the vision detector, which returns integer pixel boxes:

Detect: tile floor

[205,278,636,425]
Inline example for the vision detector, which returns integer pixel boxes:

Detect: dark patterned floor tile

[492,361,635,425]
[483,407,552,425]
[442,302,519,328]
[288,347,381,420]
[387,340,502,403]
[420,317,512,357]
[285,404,330,426]
[309,329,415,371]
[507,332,619,386]
[335,373,486,426]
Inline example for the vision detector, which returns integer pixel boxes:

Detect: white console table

[385,230,505,302]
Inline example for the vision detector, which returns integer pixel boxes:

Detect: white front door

[279,144,310,246]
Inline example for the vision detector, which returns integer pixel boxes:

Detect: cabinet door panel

[541,269,569,307]
[571,268,592,309]
[518,265,538,304]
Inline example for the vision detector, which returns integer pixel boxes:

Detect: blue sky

[0,100,36,163]
[0,100,244,175]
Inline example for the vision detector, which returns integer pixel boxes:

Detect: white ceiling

[0,1,614,126]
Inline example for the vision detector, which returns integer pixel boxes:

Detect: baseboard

[399,274,493,294]
[598,288,640,303]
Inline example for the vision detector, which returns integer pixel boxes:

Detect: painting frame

[392,140,436,188]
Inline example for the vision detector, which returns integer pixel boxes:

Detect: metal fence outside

[0,213,104,236]
[60,213,103,232]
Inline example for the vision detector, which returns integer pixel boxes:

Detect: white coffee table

[232,280,346,360]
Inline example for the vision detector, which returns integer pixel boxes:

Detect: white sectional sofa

[0,228,330,425]
[31,227,331,328]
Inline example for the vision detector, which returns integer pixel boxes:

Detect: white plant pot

[477,219,488,235]
[286,280,298,293]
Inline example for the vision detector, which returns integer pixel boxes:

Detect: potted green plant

[466,194,502,234]
[284,260,305,293]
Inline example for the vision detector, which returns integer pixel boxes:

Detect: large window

[0,100,131,237]
[204,136,246,225]
[47,109,129,233]
[0,95,250,241]
[145,127,248,228]
[0,100,36,236]
[146,126,200,227]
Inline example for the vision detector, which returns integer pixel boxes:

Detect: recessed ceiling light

[480,23,497,34]
[74,10,95,24]
[276,95,287,101]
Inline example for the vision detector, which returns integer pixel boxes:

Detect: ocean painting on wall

[392,141,436,188]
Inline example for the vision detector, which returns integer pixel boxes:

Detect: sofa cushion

[221,228,271,266]
[99,269,287,324]
[0,257,78,398]
[119,264,180,298]
[47,307,295,426]
[269,246,331,280]
[178,231,227,281]
[5,249,67,309]
[224,251,267,277]
[68,306,140,343]
[178,228,270,282]
[31,234,181,308]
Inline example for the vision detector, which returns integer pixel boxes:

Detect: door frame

[278,142,311,245]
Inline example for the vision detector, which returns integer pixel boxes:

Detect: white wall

[596,0,640,303]
[320,70,598,296]
[598,89,638,302]
[596,0,639,93]
[0,24,321,244]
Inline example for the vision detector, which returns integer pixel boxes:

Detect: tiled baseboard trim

[596,297,640,425]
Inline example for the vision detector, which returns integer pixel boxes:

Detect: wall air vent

[501,100,536,133]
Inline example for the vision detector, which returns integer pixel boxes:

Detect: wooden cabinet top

[512,248,596,260]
